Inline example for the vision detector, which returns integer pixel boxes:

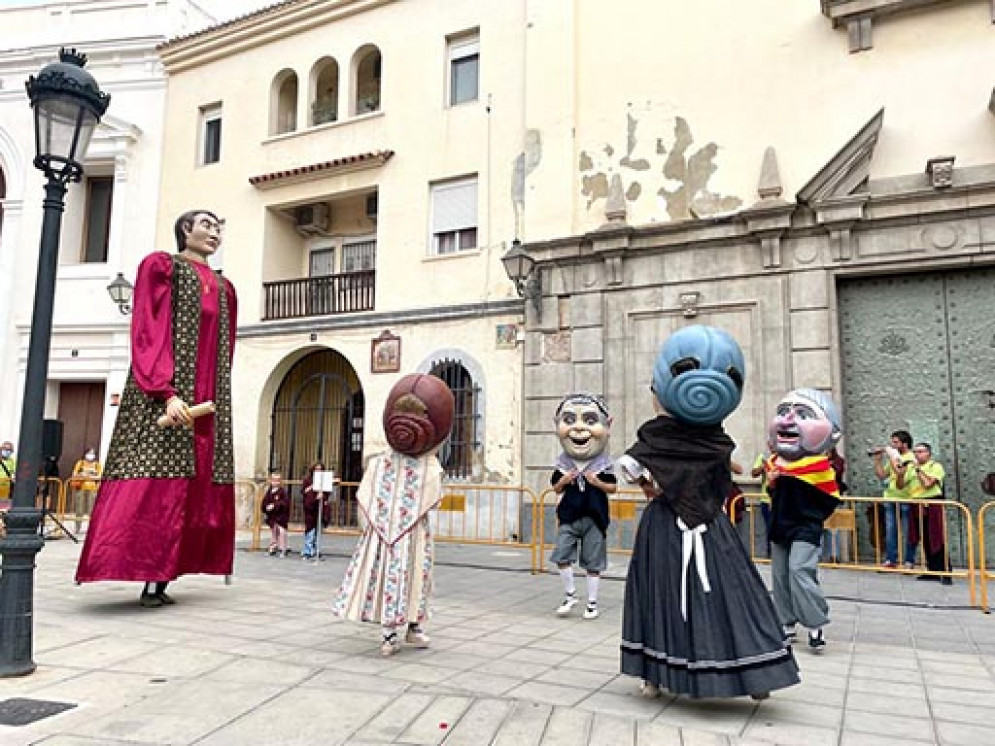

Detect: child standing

[550,393,616,620]
[261,471,290,557]
[333,374,454,656]
[301,461,329,560]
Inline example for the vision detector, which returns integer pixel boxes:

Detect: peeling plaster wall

[523,0,995,239]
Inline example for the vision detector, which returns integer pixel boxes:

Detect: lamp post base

[0,507,44,677]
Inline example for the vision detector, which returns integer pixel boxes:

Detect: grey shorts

[550,517,607,572]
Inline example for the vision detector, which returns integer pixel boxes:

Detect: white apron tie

[677,517,711,622]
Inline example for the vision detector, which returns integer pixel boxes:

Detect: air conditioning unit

[365,193,378,221]
[294,203,330,236]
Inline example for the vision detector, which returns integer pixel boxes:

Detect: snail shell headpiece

[383,373,455,456]
[651,324,746,426]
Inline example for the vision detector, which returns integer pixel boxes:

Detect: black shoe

[916,574,940,582]
[139,592,163,608]
[808,628,826,651]
[156,592,176,605]
[941,577,953,586]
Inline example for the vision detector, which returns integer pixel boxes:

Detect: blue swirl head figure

[651,325,746,426]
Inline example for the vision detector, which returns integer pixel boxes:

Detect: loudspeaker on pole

[41,419,63,461]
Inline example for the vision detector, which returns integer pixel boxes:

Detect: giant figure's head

[651,325,746,426]
[383,374,455,457]
[769,388,842,461]
[554,393,612,464]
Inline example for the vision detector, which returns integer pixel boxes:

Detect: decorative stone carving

[926,156,955,189]
[604,173,627,224]
[847,16,872,53]
[757,147,783,199]
[542,331,572,363]
[762,236,783,268]
[878,329,909,356]
[797,110,884,263]
[829,226,855,262]
[926,225,958,250]
[743,146,794,270]
[797,109,883,208]
[793,241,819,265]
[603,254,624,286]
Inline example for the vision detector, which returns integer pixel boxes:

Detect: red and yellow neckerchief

[766,454,840,498]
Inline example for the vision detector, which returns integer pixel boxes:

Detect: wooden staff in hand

[157,401,216,428]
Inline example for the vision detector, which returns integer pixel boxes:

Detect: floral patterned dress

[332,451,443,628]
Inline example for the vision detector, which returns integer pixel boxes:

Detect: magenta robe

[76,252,237,583]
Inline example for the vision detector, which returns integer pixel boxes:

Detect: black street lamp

[106,272,134,315]
[0,48,109,677]
[500,238,542,318]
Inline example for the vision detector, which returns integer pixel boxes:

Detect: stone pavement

[2,535,995,746]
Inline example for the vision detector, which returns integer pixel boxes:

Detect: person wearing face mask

[0,441,15,504]
[71,446,102,531]
[549,393,617,621]
[75,209,237,608]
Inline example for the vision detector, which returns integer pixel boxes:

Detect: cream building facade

[0,0,275,480]
[515,0,995,562]
[156,0,526,493]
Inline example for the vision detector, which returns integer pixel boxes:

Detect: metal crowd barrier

[727,493,974,605]
[531,488,976,607]
[0,474,986,611]
[248,479,539,561]
[977,500,995,612]
[533,487,647,575]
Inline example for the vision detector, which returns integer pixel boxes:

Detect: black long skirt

[620,499,800,698]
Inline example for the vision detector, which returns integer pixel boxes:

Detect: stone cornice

[0,37,165,71]
[525,166,995,265]
[159,0,398,74]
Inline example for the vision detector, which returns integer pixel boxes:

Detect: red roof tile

[248,149,394,187]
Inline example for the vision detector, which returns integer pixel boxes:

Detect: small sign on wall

[495,323,519,349]
[371,329,401,373]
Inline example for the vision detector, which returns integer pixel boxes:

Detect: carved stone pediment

[797,109,883,210]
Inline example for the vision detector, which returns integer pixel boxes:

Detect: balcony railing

[263,270,375,321]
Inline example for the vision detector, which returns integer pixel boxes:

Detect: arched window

[352,45,381,115]
[310,57,339,126]
[429,358,480,480]
[270,69,298,135]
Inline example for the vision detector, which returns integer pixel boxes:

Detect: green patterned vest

[103,255,234,483]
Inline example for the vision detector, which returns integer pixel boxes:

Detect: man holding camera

[871,430,916,569]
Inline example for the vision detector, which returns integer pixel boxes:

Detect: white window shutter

[432,178,478,233]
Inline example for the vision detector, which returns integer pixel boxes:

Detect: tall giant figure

[618,325,799,700]
[76,210,237,607]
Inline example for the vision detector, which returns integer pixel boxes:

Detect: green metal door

[838,268,995,567]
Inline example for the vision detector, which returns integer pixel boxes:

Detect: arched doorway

[269,349,365,487]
